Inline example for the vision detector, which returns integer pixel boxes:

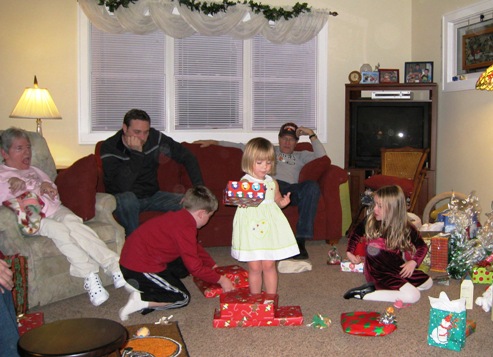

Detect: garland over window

[80,0,336,44]
[97,0,338,21]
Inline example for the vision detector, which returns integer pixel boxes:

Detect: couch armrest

[319,165,349,244]
[0,206,33,256]
[90,192,125,253]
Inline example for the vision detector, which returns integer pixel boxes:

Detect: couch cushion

[299,156,331,183]
[55,154,98,221]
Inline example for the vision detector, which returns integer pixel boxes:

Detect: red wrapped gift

[18,312,44,336]
[213,306,303,328]
[274,306,304,326]
[193,265,249,298]
[340,311,397,336]
[220,288,277,321]
[223,181,266,207]
[430,235,448,272]
[466,319,476,337]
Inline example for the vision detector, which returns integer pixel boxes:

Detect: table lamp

[9,76,62,136]
[475,64,493,90]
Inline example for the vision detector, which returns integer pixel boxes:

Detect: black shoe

[343,282,375,300]
[292,238,309,260]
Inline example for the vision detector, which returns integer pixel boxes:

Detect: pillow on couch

[298,156,331,183]
[55,154,98,221]
[364,175,414,196]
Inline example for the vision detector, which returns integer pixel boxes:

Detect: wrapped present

[219,288,277,321]
[430,235,449,272]
[193,265,249,298]
[274,306,304,326]
[340,260,364,273]
[223,181,265,207]
[340,311,397,336]
[18,312,44,336]
[213,306,303,328]
[472,265,493,284]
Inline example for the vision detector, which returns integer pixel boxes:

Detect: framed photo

[404,62,433,83]
[379,69,399,83]
[360,71,379,84]
[462,26,493,71]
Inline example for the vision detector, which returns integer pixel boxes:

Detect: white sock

[363,282,421,304]
[119,291,149,321]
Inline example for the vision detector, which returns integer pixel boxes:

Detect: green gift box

[472,266,493,284]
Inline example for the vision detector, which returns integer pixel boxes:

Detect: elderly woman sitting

[0,127,125,306]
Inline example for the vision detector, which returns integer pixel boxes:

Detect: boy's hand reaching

[218,275,234,293]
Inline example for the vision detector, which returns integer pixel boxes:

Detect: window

[78,11,328,144]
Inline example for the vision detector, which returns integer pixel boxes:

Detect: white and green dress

[231,174,299,261]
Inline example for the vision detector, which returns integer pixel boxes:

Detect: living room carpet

[29,238,493,357]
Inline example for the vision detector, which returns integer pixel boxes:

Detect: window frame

[78,9,328,144]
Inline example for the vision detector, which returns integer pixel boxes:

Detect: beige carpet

[31,238,493,357]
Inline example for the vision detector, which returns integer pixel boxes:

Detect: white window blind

[91,27,166,131]
[83,20,324,142]
[175,34,243,129]
[252,36,317,131]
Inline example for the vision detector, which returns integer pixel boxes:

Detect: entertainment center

[345,83,437,219]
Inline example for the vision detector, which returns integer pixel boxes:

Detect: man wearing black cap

[194,122,326,260]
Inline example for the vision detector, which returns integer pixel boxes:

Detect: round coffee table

[18,317,128,357]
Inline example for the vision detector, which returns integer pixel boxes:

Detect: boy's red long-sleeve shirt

[119,209,221,284]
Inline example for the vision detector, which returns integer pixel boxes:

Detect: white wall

[412,0,493,219]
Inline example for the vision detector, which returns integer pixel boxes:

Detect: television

[349,101,431,168]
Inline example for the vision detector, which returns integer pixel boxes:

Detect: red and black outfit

[347,220,430,291]
[120,209,220,309]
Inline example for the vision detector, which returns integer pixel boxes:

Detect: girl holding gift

[231,137,299,294]
[344,185,433,303]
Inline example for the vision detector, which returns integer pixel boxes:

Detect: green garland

[97,0,322,21]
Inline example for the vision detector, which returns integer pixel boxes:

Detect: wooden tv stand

[345,83,437,220]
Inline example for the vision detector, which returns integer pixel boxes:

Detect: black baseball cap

[278,122,299,140]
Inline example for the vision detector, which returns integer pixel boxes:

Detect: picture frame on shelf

[404,61,433,83]
[360,71,379,84]
[462,26,493,71]
[379,69,399,83]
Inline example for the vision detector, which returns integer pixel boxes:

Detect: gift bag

[3,254,28,316]
[427,292,466,351]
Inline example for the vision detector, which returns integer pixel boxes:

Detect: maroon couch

[95,142,348,246]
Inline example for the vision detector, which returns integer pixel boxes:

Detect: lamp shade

[475,64,493,90]
[9,76,62,119]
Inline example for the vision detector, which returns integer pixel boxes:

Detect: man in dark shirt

[100,109,203,236]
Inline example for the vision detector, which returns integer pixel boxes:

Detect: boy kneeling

[119,186,234,321]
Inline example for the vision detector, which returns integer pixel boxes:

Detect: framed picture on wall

[379,69,399,83]
[404,61,433,83]
[360,71,379,84]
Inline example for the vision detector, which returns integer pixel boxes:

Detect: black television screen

[349,101,430,168]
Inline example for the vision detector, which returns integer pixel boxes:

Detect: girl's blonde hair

[365,185,414,253]
[241,137,276,176]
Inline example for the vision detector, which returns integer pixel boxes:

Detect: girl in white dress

[231,137,299,294]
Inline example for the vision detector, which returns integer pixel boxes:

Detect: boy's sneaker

[84,272,109,306]
[112,271,126,289]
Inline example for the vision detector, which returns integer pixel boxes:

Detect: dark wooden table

[18,317,128,357]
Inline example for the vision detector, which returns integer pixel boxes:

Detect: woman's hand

[400,260,417,278]
[193,140,218,148]
[40,181,58,200]
[8,177,26,195]
[346,251,362,264]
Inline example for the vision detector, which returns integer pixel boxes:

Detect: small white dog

[475,284,493,312]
